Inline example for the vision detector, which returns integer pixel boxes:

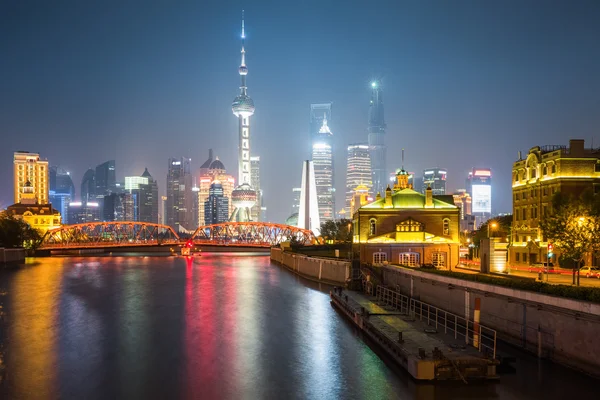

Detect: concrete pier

[330,288,497,381]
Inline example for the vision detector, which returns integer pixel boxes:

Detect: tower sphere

[231,182,257,209]
[232,95,255,117]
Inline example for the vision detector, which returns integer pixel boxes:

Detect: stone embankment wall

[270,248,350,285]
[0,248,26,264]
[381,265,600,377]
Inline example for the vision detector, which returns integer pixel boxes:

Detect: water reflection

[0,255,598,399]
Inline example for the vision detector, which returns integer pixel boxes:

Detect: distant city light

[371,82,377,88]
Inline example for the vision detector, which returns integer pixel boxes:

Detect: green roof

[361,188,457,209]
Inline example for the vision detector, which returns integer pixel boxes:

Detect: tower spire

[402,148,405,170]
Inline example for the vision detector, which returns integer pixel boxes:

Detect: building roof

[141,168,152,178]
[5,203,60,216]
[361,188,457,209]
[200,149,214,169]
[209,158,226,171]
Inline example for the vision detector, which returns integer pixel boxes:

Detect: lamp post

[488,221,498,239]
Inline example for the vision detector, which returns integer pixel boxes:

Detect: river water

[0,254,596,399]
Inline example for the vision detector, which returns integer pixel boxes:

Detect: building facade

[353,173,460,268]
[197,157,235,227]
[368,81,387,197]
[422,168,447,195]
[510,139,600,266]
[49,166,75,221]
[95,160,116,197]
[466,168,492,221]
[346,143,372,211]
[81,168,96,203]
[312,116,335,222]
[13,152,49,205]
[166,157,194,231]
[204,181,230,225]
[5,180,61,233]
[67,201,101,224]
[250,156,262,221]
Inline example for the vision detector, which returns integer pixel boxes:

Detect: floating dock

[331,288,498,381]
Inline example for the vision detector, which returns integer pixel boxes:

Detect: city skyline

[2,2,600,222]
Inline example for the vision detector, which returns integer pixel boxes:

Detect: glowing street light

[488,221,498,238]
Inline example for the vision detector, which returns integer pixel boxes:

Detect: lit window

[373,252,387,265]
[531,169,536,178]
[399,252,420,267]
[396,218,423,232]
[543,166,547,175]
[516,253,520,262]
[369,219,376,235]
[432,252,446,268]
[443,218,450,235]
[551,165,556,174]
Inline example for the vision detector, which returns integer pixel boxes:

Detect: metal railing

[409,298,497,359]
[375,286,410,314]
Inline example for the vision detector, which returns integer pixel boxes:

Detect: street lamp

[488,221,498,239]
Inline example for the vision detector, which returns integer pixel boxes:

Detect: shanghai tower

[368,81,387,196]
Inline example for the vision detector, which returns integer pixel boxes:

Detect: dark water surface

[0,254,597,399]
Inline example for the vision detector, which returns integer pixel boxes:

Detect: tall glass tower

[368,81,387,196]
[231,10,257,222]
[311,115,335,222]
[345,143,372,210]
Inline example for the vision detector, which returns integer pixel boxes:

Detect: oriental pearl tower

[230,11,257,222]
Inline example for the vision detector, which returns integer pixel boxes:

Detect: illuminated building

[160,195,167,225]
[312,115,335,222]
[298,160,320,235]
[353,173,460,268]
[5,180,61,233]
[292,187,301,214]
[123,169,158,223]
[49,166,75,221]
[346,143,372,210]
[95,160,116,196]
[81,168,95,202]
[350,184,371,216]
[204,181,230,225]
[197,154,235,226]
[250,156,262,221]
[167,157,195,231]
[368,81,387,196]
[67,201,101,224]
[230,11,257,222]
[510,139,600,265]
[422,168,447,195]
[466,168,492,221]
[13,151,49,205]
[453,189,474,231]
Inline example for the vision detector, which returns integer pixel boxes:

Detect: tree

[472,215,512,248]
[539,195,600,285]
[0,215,43,249]
[319,219,353,243]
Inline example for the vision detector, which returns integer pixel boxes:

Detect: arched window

[369,218,377,236]
[399,252,420,267]
[442,218,450,235]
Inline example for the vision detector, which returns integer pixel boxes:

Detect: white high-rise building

[312,115,334,222]
[298,161,320,236]
[345,143,372,210]
[250,156,261,221]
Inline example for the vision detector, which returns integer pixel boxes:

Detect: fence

[365,284,497,359]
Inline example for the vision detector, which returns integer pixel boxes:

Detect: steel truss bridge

[40,221,316,250]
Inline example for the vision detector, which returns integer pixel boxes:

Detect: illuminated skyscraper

[204,181,230,225]
[167,157,194,231]
[49,166,75,220]
[81,168,95,202]
[368,81,387,196]
[422,168,447,195]
[466,168,492,221]
[123,169,158,223]
[95,160,116,196]
[230,11,257,222]
[346,143,372,210]
[312,115,335,222]
[250,156,262,221]
[13,151,49,205]
[197,152,235,226]
[310,103,332,149]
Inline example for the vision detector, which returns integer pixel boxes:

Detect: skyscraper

[49,166,75,220]
[346,143,372,210]
[310,103,332,148]
[197,154,235,227]
[291,187,301,215]
[13,151,49,205]
[312,115,335,222]
[368,81,387,196]
[250,156,261,221]
[231,11,257,222]
[123,169,158,223]
[166,157,194,231]
[81,168,96,202]
[204,181,230,225]
[95,160,116,196]
[466,168,492,221]
[298,160,320,235]
[422,168,447,195]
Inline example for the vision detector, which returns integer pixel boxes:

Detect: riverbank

[270,247,351,286]
[0,248,25,264]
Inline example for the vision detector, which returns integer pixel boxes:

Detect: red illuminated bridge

[40,221,316,250]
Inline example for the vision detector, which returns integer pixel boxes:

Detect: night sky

[2,0,600,223]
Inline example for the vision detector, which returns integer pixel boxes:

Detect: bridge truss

[191,222,317,247]
[41,222,180,249]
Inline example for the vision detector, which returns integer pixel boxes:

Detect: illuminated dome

[231,183,257,209]
[239,65,248,75]
[232,95,255,117]
[209,158,226,171]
